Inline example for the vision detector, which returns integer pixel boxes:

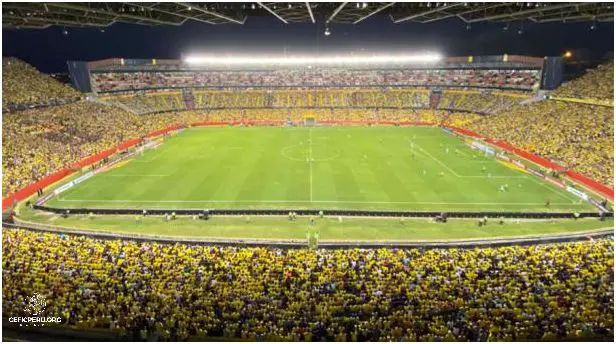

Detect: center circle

[280,143,340,162]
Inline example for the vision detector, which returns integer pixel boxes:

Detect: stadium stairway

[429,89,442,109]
[182,88,195,110]
[89,96,137,114]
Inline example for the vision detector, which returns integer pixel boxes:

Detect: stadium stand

[437,90,528,115]
[105,88,431,115]
[2,228,613,341]
[468,101,614,187]
[2,102,203,195]
[90,69,541,92]
[2,56,613,201]
[102,91,186,114]
[553,61,614,103]
[1,53,613,343]
[2,58,81,111]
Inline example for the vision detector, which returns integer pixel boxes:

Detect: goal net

[304,116,317,126]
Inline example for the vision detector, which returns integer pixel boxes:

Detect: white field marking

[56,199,574,206]
[454,148,471,158]
[524,175,580,203]
[407,139,461,177]
[308,128,314,202]
[407,138,461,178]
[106,174,170,177]
[407,138,530,179]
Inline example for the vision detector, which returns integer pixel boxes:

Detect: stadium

[2,2,614,342]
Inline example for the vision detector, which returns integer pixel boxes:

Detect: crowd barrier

[4,220,613,249]
[550,96,614,108]
[4,121,613,211]
[31,204,611,219]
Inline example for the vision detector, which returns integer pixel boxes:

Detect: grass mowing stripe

[524,174,580,204]
[45,127,596,213]
[409,139,461,177]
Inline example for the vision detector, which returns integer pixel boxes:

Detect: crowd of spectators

[438,91,527,115]
[3,57,612,196]
[104,92,186,115]
[105,88,432,114]
[2,102,204,195]
[468,100,613,186]
[200,108,443,124]
[2,228,612,341]
[2,58,81,111]
[554,61,613,102]
[91,68,540,92]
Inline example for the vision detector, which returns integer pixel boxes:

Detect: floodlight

[183,53,443,65]
[324,27,331,36]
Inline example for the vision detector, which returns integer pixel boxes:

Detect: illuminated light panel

[183,54,443,65]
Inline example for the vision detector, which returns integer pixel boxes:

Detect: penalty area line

[407,139,461,177]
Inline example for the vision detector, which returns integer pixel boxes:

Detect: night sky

[3,14,613,73]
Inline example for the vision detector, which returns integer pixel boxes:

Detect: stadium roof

[3,2,613,29]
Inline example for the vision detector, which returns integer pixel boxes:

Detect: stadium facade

[68,54,563,93]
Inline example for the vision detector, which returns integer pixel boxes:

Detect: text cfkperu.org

[9,316,62,323]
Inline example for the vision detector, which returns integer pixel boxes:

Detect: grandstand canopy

[3,2,613,29]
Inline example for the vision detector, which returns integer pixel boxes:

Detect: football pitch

[46,126,594,213]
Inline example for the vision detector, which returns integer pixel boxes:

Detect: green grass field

[18,204,613,242]
[46,126,593,212]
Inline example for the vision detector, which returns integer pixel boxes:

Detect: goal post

[304,116,317,126]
